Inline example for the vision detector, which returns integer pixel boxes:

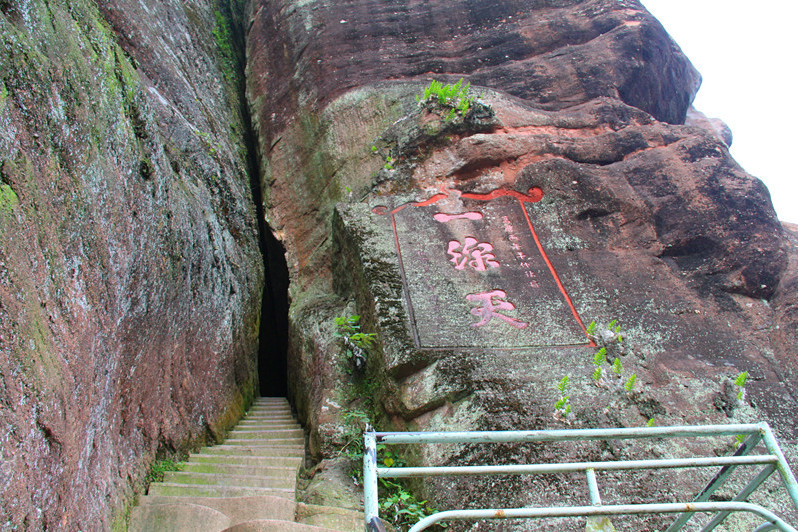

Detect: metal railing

[363,423,798,531]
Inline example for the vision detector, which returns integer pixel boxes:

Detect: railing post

[364,428,381,531]
[586,468,601,506]
[761,424,798,510]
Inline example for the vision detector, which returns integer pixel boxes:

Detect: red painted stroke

[373,187,543,216]
[413,193,449,207]
[517,197,594,345]
[462,187,544,203]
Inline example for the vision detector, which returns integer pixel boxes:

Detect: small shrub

[418,78,473,121]
[734,371,748,401]
[334,315,376,370]
[379,479,445,530]
[146,459,183,484]
[554,376,572,420]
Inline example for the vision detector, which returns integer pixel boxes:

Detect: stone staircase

[130,398,362,532]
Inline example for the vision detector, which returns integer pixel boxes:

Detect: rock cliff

[246,0,797,529]
[2,0,797,529]
[0,0,262,528]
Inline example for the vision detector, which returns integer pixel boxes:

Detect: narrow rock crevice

[224,0,290,397]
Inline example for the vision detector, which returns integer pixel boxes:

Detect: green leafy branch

[732,371,749,447]
[379,478,446,529]
[574,319,649,425]
[334,315,376,370]
[734,371,748,401]
[554,376,572,421]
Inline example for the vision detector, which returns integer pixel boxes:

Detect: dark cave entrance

[257,227,290,397]
[225,1,290,398]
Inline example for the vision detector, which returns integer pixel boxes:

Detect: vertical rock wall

[0,0,262,528]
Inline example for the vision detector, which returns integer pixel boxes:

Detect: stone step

[131,398,333,531]
[232,426,300,433]
[227,429,304,439]
[189,454,303,468]
[237,416,298,422]
[235,421,300,428]
[296,503,363,532]
[222,519,341,532]
[137,495,297,522]
[148,483,294,498]
[244,406,293,412]
[163,471,294,489]
[198,445,304,457]
[223,438,304,446]
[241,419,296,425]
[129,502,231,532]
[242,416,295,423]
[181,462,296,477]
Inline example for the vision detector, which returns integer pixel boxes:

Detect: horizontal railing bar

[373,424,765,445]
[408,501,797,532]
[378,455,778,478]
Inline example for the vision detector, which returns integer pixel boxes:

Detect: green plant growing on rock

[608,319,623,342]
[734,371,748,401]
[592,347,607,384]
[623,373,637,393]
[146,459,184,484]
[418,78,473,121]
[334,315,376,370]
[611,357,623,377]
[731,371,750,447]
[370,144,398,173]
[379,479,445,530]
[340,408,372,465]
[554,375,572,421]
[339,410,442,529]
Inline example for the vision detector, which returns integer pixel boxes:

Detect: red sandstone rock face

[248,0,700,149]
[246,0,796,525]
[0,0,261,528]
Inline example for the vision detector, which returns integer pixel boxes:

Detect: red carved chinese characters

[436,210,527,329]
[447,237,500,271]
[433,212,483,222]
[465,290,529,329]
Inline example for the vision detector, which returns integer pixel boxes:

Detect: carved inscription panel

[376,188,590,350]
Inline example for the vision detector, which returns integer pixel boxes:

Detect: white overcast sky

[641,1,797,223]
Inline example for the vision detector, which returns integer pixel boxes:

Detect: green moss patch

[0,81,8,110]
[0,183,19,213]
